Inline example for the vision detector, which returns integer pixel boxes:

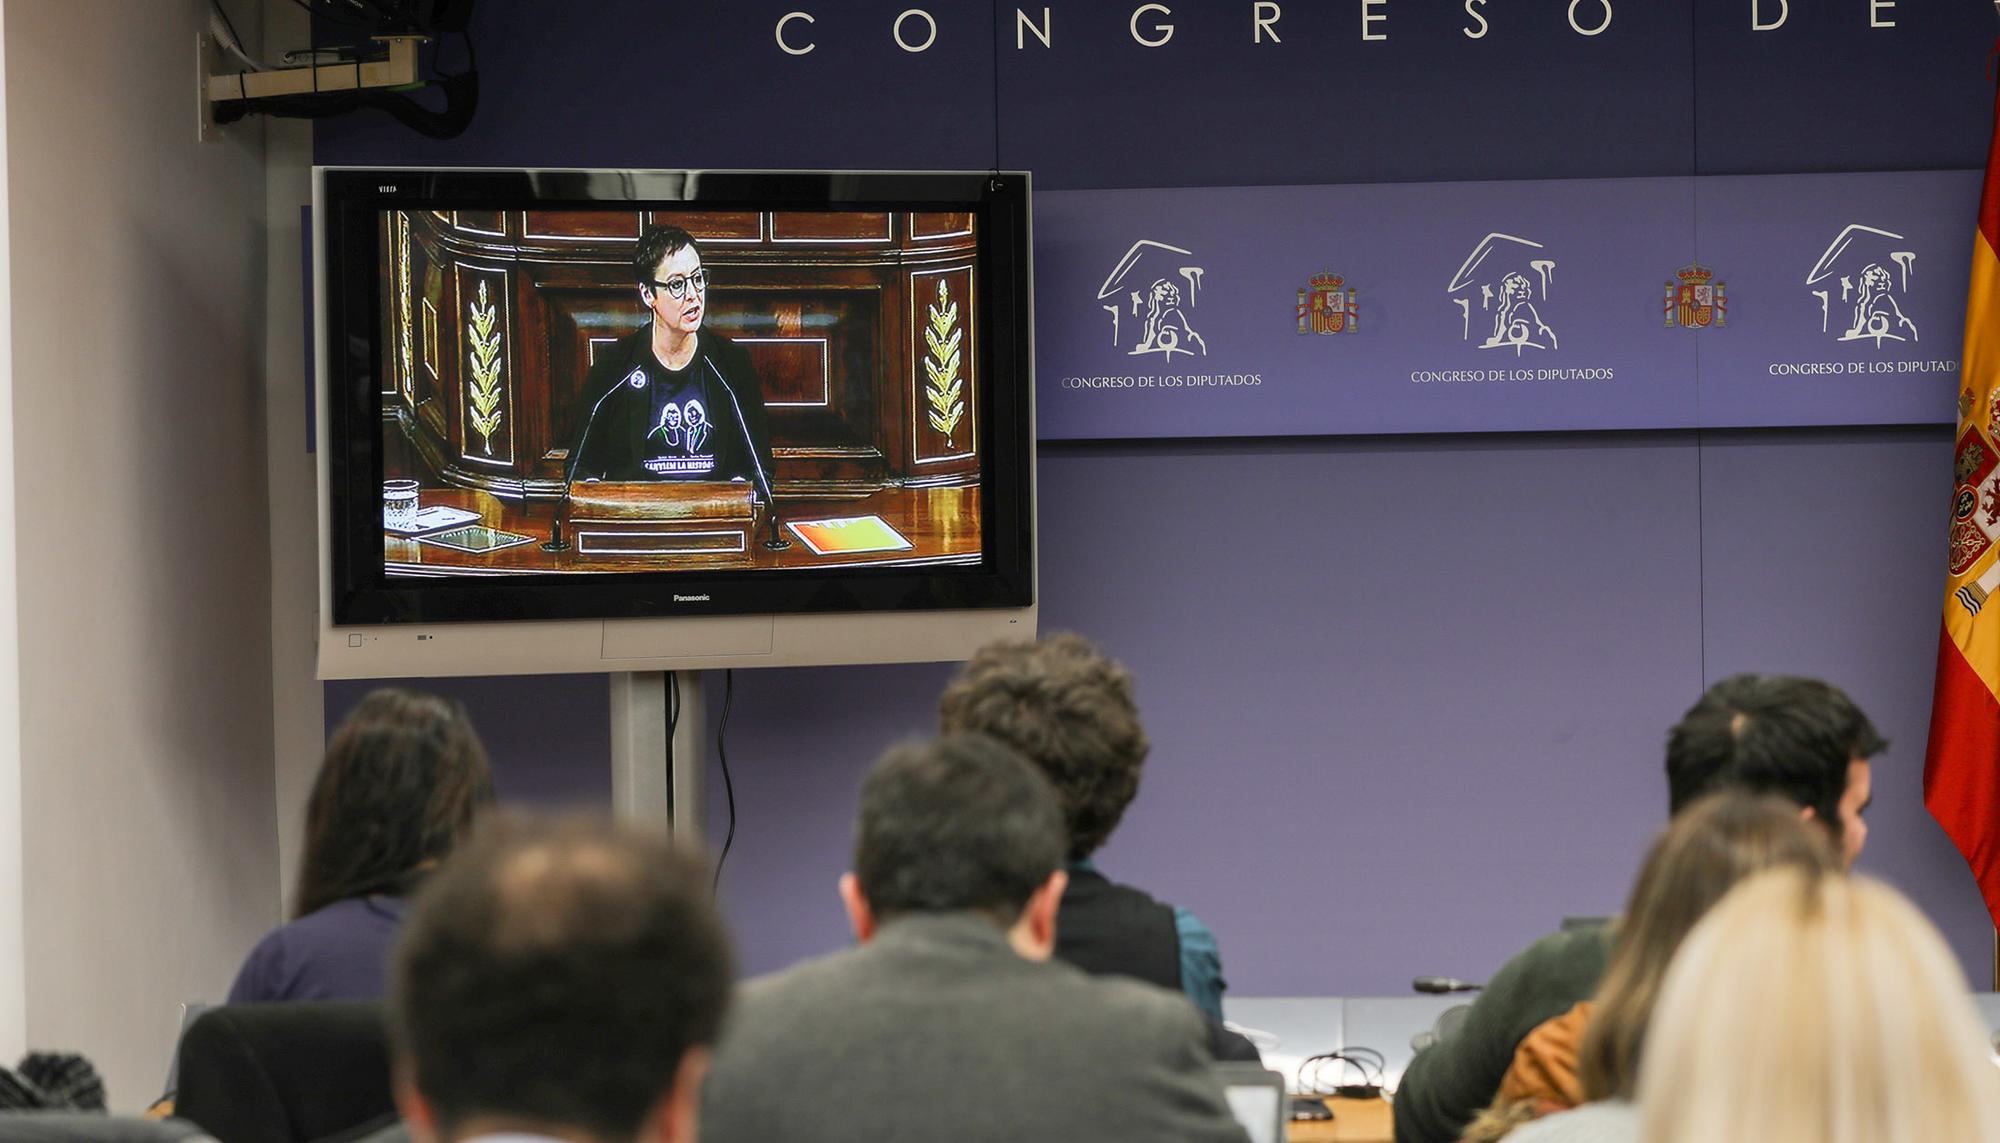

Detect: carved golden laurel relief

[465,280,505,454]
[923,278,965,448]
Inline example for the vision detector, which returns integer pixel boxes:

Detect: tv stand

[609,671,704,841]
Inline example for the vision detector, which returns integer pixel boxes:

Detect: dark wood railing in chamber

[378,207,983,501]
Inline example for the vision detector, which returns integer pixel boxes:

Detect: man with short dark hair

[699,735,1250,1143]
[567,224,777,497]
[938,633,1230,1020]
[1664,673,1883,865]
[1392,673,1885,1143]
[384,816,732,1143]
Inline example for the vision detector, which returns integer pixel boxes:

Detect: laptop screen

[1213,1062,1285,1143]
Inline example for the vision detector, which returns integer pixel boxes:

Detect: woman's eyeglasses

[649,269,709,299]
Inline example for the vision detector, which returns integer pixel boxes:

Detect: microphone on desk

[705,356,790,551]
[541,473,575,553]
[1412,976,1484,994]
[540,459,580,555]
[544,377,626,553]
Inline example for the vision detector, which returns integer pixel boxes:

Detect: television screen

[317,169,1034,640]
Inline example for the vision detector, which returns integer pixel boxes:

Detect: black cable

[712,670,738,896]
[665,671,680,828]
[425,21,477,82]
[1296,1049,1385,1097]
[1350,1048,1386,1083]
[989,0,1002,171]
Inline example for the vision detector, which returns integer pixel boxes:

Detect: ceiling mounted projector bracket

[201,0,478,140]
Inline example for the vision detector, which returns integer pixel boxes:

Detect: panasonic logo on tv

[673,594,712,603]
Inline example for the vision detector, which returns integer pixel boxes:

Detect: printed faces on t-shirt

[630,363,718,479]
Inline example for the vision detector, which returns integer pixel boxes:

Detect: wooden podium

[563,480,759,557]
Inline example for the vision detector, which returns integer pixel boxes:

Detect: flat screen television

[314,168,1036,678]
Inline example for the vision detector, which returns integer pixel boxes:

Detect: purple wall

[308,0,1992,992]
[326,428,1988,993]
[326,672,612,807]
[1696,429,1978,970]
[674,426,1987,993]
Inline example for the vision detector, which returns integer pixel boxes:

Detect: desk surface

[1247,992,2000,1143]
[1289,1096,1392,1143]
[1224,997,1446,1143]
[384,485,981,573]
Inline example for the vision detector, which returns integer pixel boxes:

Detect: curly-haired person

[938,633,1229,1023]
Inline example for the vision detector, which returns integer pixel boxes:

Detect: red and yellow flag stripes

[1927,62,2000,928]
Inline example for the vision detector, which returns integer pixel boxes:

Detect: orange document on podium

[786,515,914,556]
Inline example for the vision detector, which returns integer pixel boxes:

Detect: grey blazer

[700,911,1252,1143]
[0,1116,216,1142]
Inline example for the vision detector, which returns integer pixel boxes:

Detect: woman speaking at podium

[567,224,778,504]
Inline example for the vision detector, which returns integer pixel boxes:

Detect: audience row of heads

[302,647,1882,935]
[1582,793,2000,1143]
[303,641,1966,1143]
[298,632,1144,927]
[1640,862,2000,1143]
[1461,675,1978,1143]
[388,734,1074,1142]
[387,787,2000,1142]
[1480,788,2000,1143]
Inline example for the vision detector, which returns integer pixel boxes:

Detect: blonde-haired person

[1466,794,1842,1143]
[1638,866,2000,1143]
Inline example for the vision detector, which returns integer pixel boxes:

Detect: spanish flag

[1927,66,2000,927]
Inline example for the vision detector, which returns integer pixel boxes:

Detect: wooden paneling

[386,210,979,499]
[530,285,650,478]
[452,209,507,236]
[379,215,401,402]
[706,284,889,484]
[736,338,829,406]
[523,210,644,241]
[909,212,974,241]
[770,212,892,243]
[421,296,439,380]
[649,210,760,242]
[415,248,447,438]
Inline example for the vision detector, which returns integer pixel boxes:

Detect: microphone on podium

[545,371,629,553]
[705,357,789,551]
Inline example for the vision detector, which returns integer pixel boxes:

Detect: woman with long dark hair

[227,688,492,1002]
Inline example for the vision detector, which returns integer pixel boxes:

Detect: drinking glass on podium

[383,480,420,531]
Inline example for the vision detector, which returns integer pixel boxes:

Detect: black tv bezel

[320,168,1035,627]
